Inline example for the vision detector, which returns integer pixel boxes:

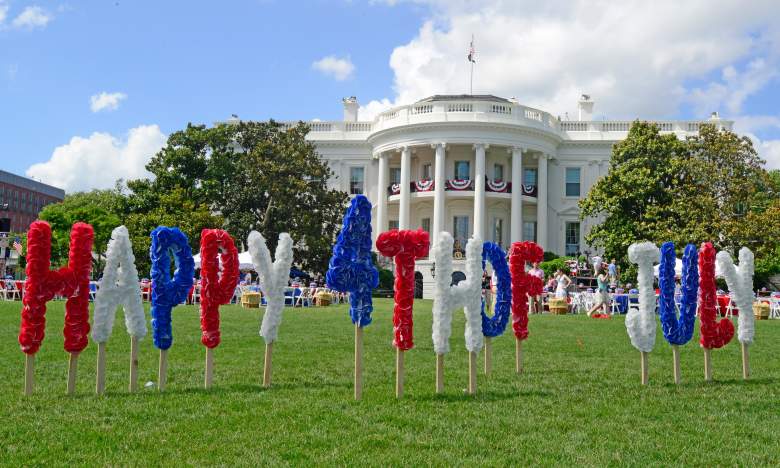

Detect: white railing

[411,104,433,115]
[490,104,512,114]
[447,103,473,112]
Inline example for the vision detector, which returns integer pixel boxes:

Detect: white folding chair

[284,287,295,307]
[0,281,7,301]
[769,298,780,319]
[610,295,621,315]
[5,281,21,301]
[192,284,201,304]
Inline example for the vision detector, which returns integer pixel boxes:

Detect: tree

[38,189,124,274]
[128,121,348,273]
[580,122,780,285]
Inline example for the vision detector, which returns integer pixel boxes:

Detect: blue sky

[2,0,779,191]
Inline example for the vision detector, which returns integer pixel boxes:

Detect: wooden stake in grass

[263,342,273,388]
[395,348,404,399]
[672,345,681,385]
[129,336,139,392]
[703,347,712,382]
[515,338,523,374]
[204,347,214,389]
[741,342,750,380]
[484,337,492,376]
[96,342,107,395]
[640,351,649,386]
[468,351,477,395]
[67,352,79,395]
[354,324,363,400]
[24,354,34,396]
[158,349,168,392]
[435,354,444,394]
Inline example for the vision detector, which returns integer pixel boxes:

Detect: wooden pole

[672,345,681,385]
[703,347,712,382]
[395,348,404,399]
[129,336,139,392]
[435,353,444,394]
[640,351,649,386]
[96,342,107,395]
[354,324,363,400]
[204,347,214,389]
[741,342,749,380]
[515,338,523,374]
[158,349,168,392]
[262,342,273,388]
[24,354,34,396]
[468,351,477,395]
[67,352,79,395]
[484,337,492,376]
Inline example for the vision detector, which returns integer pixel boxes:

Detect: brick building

[0,170,65,233]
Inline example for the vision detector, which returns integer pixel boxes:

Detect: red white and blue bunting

[415,179,434,192]
[486,178,508,193]
[446,179,474,191]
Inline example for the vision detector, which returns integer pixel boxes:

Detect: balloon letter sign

[326,195,379,399]
[92,225,147,394]
[376,228,429,398]
[199,228,240,388]
[480,241,511,378]
[150,226,195,391]
[698,242,734,381]
[658,242,698,384]
[626,242,659,385]
[19,221,94,395]
[431,232,482,394]
[248,231,293,388]
[717,247,755,379]
[509,241,544,373]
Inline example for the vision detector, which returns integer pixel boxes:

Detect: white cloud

[11,5,52,29]
[26,125,167,192]
[688,59,778,115]
[90,91,127,112]
[0,2,9,25]
[363,0,780,120]
[734,115,780,170]
[312,55,355,81]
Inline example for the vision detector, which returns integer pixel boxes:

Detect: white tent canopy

[193,251,255,270]
[653,258,724,278]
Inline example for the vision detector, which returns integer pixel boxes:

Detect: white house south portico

[282,94,732,298]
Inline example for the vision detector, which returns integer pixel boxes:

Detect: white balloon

[626,242,659,353]
[716,248,755,344]
[248,231,294,344]
[431,232,484,354]
[92,225,147,343]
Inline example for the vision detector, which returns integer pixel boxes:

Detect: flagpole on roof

[468,34,475,95]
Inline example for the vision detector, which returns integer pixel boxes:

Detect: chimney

[343,96,359,122]
[578,94,594,121]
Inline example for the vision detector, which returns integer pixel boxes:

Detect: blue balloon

[659,242,698,346]
[480,241,512,338]
[326,195,379,327]
[150,226,195,350]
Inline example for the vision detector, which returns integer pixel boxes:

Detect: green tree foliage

[38,189,124,273]
[580,122,780,286]
[127,121,348,273]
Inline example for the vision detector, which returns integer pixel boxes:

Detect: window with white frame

[421,217,431,235]
[454,161,470,180]
[453,216,469,251]
[523,221,537,243]
[390,167,401,185]
[494,164,504,181]
[565,167,581,197]
[349,167,365,195]
[565,221,580,256]
[389,220,399,231]
[492,217,504,247]
[523,168,537,186]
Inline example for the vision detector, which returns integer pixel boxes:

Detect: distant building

[0,170,65,233]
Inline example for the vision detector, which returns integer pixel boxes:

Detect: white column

[510,147,523,243]
[432,143,446,246]
[376,153,389,238]
[399,146,411,230]
[473,144,487,240]
[537,153,548,249]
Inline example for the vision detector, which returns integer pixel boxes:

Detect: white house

[276,94,731,298]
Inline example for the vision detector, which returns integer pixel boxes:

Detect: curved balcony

[387,178,537,197]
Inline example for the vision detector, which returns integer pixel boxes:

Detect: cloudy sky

[2,0,779,192]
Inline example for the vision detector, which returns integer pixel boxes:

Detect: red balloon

[199,229,240,349]
[376,229,429,351]
[698,242,734,349]
[509,241,544,341]
[19,221,94,355]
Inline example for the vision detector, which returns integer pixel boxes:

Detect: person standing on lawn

[608,259,619,288]
[588,265,611,317]
[528,262,545,314]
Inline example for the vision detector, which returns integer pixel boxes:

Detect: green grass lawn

[0,299,778,466]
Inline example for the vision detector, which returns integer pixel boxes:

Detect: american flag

[13,238,23,256]
[467,36,476,63]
